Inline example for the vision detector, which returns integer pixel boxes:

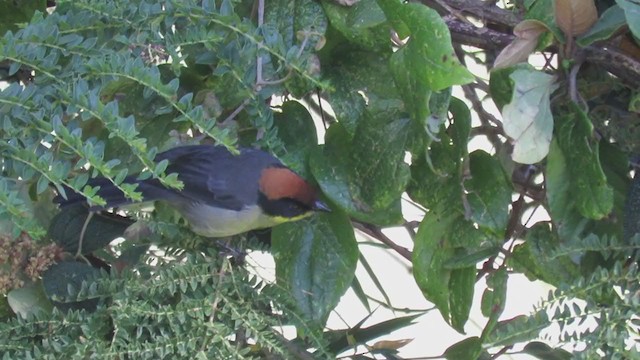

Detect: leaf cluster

[1,0,640,359]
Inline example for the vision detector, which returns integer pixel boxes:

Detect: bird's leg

[214,238,247,265]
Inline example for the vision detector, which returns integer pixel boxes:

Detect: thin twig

[353,222,412,261]
[76,211,94,257]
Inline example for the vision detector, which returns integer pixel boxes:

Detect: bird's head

[257,165,330,223]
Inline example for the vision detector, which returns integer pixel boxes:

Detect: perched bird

[54,145,330,237]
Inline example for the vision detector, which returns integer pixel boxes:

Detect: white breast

[176,202,279,237]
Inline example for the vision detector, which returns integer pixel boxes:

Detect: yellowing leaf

[555,0,598,36]
[501,69,558,164]
[371,338,413,350]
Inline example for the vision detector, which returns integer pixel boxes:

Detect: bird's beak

[313,199,332,212]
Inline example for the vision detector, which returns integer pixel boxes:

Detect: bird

[54,144,330,237]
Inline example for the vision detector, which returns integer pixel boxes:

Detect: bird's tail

[53,176,176,210]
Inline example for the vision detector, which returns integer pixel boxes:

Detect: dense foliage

[1,0,639,358]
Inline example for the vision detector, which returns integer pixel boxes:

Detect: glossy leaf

[272,210,358,327]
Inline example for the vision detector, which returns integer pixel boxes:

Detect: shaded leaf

[7,283,52,318]
[444,246,501,269]
[0,0,45,35]
[577,5,626,46]
[273,100,318,177]
[443,336,483,360]
[272,210,358,327]
[616,0,640,39]
[523,341,572,360]
[48,203,133,254]
[42,261,102,312]
[321,0,391,52]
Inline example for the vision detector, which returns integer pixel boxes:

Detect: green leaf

[480,267,507,339]
[465,150,512,234]
[381,1,473,90]
[501,68,558,164]
[484,313,550,347]
[555,104,614,220]
[444,246,500,269]
[514,224,580,286]
[327,314,420,354]
[545,139,590,241]
[525,0,564,41]
[443,336,483,360]
[382,2,472,136]
[310,117,409,226]
[407,133,463,211]
[265,0,327,49]
[42,261,102,312]
[321,0,391,52]
[273,100,318,177]
[324,51,403,136]
[449,97,472,160]
[624,174,640,243]
[49,203,134,254]
[617,0,640,39]
[523,341,572,360]
[449,266,476,333]
[272,210,358,327]
[350,276,371,313]
[489,64,531,112]
[413,211,455,325]
[0,0,46,35]
[7,282,53,318]
[577,5,626,46]
[358,253,393,311]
